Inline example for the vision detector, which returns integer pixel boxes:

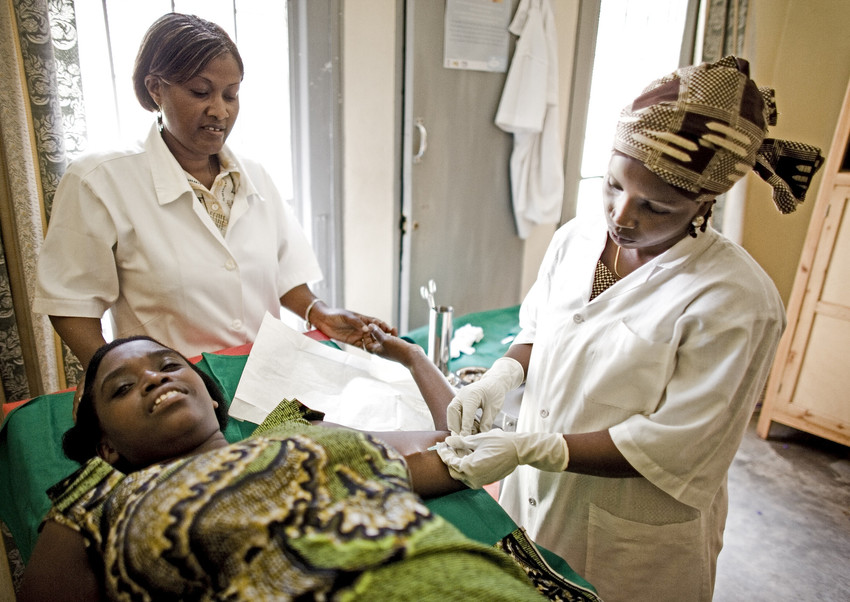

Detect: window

[571,0,697,218]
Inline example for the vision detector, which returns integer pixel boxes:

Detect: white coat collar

[580,205,718,298]
[143,123,263,207]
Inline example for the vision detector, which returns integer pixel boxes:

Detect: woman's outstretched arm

[364,324,455,429]
[360,324,465,497]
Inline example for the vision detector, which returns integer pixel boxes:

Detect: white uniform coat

[500,209,785,601]
[33,125,322,357]
[495,0,563,239]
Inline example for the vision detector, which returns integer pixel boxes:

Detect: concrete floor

[714,414,850,601]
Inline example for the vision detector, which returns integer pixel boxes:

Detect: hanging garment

[495,0,563,239]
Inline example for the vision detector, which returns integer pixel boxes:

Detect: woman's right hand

[311,306,398,346]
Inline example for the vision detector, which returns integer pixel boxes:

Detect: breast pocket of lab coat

[585,504,709,602]
[582,320,674,415]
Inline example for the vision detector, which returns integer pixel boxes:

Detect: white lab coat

[499,209,785,601]
[33,124,322,358]
[495,0,563,239]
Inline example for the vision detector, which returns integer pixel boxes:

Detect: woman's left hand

[361,323,420,365]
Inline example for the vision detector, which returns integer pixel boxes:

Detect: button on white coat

[225,259,236,270]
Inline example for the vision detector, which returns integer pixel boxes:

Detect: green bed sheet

[404,305,522,372]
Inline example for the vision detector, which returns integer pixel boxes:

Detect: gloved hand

[436,430,569,489]
[446,356,524,436]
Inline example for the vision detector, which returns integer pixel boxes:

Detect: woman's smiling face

[91,340,222,468]
[603,153,712,258]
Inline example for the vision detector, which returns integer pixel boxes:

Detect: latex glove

[436,430,569,489]
[446,356,524,436]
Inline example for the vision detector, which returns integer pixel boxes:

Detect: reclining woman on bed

[18,329,545,601]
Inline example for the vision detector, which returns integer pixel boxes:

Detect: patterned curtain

[701,0,748,62]
[0,0,86,401]
[698,0,749,234]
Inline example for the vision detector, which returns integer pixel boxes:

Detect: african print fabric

[497,528,602,602]
[614,55,823,213]
[754,138,824,214]
[45,400,545,601]
[187,154,239,237]
[590,260,619,301]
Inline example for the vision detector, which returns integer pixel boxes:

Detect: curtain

[698,0,749,236]
[701,0,748,63]
[0,0,86,401]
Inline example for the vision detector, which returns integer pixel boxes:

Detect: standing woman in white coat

[437,56,824,601]
[33,13,394,368]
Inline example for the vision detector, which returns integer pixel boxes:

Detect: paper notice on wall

[444,0,512,72]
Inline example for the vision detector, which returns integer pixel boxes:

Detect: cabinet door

[764,184,850,443]
[400,0,524,332]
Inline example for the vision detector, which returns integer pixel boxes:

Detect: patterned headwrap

[614,56,824,213]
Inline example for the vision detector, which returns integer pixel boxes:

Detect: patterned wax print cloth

[614,55,823,213]
[44,399,549,601]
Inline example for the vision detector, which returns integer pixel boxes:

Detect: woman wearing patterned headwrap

[437,57,824,601]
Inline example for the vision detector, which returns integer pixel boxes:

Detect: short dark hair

[62,336,230,466]
[132,12,244,112]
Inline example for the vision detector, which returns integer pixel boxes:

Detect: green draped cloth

[404,305,523,372]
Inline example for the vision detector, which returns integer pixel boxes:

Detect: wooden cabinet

[757,79,850,446]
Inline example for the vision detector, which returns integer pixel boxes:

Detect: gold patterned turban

[614,56,824,213]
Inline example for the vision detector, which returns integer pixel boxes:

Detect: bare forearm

[317,421,462,498]
[403,345,456,430]
[364,326,455,430]
[370,430,465,498]
[19,521,101,601]
[280,283,315,321]
[504,342,532,376]
[368,356,463,495]
[563,430,640,478]
[49,315,106,369]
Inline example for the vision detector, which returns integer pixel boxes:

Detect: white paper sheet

[229,313,435,431]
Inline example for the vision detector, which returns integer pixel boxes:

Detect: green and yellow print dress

[45,400,544,601]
